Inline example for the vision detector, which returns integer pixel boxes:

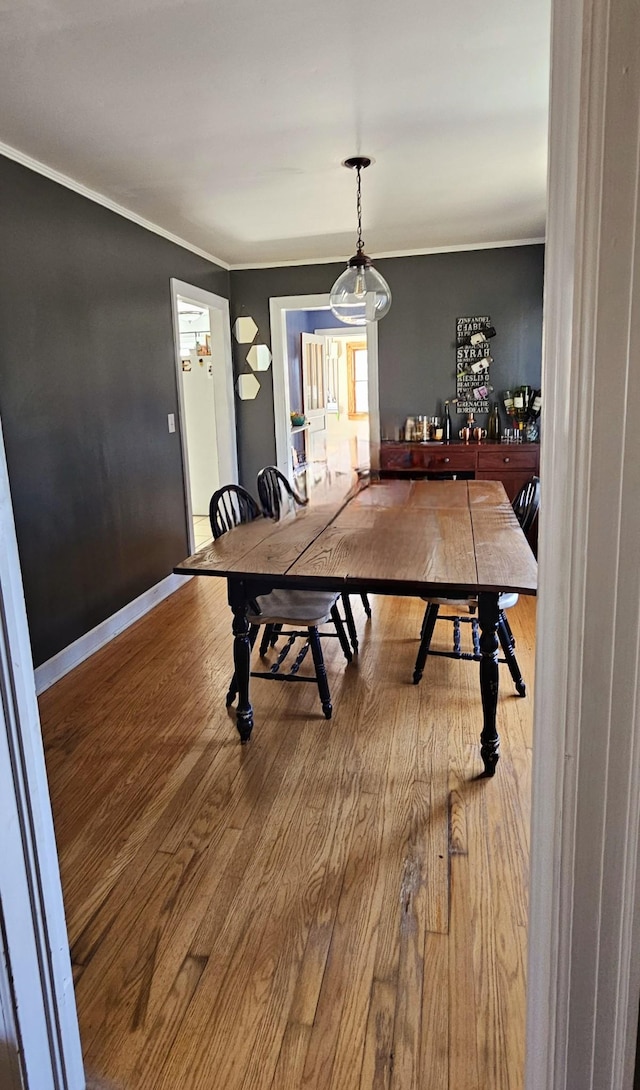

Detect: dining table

[174,475,538,776]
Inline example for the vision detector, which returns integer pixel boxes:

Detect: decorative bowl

[290,413,306,427]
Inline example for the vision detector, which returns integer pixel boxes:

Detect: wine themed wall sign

[455,316,496,413]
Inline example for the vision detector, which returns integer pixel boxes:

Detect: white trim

[270,298,295,478]
[268,294,380,479]
[34,573,190,695]
[0,416,84,1089]
[527,0,640,1088]
[0,920,24,1089]
[170,280,238,553]
[0,141,230,270]
[231,237,545,269]
[313,326,362,338]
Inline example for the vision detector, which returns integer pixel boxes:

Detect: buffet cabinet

[379,441,540,505]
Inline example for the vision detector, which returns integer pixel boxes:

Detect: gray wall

[0,155,229,666]
[230,263,346,489]
[231,245,544,486]
[376,246,544,435]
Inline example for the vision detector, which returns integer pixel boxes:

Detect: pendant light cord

[356,165,364,254]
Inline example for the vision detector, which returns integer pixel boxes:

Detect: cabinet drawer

[476,447,538,472]
[419,448,477,472]
[380,445,413,469]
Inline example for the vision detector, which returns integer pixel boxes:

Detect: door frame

[0,417,84,1089]
[170,280,238,552]
[269,294,380,480]
[526,0,640,1086]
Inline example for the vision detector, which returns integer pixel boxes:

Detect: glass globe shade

[329,260,392,325]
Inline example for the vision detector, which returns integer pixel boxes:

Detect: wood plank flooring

[39,577,535,1090]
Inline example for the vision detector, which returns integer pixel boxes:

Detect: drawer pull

[503,457,510,463]
[443,457,450,464]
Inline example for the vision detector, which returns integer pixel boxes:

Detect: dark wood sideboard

[379,440,540,548]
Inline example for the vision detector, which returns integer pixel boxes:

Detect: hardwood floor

[39,578,535,1090]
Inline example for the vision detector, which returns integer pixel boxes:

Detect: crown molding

[0,142,544,272]
[0,141,231,270]
[230,237,546,270]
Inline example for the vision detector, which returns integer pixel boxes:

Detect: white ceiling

[0,0,551,267]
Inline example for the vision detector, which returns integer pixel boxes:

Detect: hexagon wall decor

[234,316,258,344]
[236,373,260,400]
[247,344,272,372]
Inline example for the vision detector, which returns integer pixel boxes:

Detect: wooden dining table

[174,476,537,776]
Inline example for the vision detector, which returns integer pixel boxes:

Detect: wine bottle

[460,355,493,375]
[528,389,542,420]
[513,388,525,412]
[457,326,497,347]
[503,389,514,416]
[443,400,452,443]
[487,402,500,441]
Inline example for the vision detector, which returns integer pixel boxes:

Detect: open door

[170,280,238,553]
[301,333,327,466]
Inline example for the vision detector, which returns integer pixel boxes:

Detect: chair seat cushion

[250,589,340,626]
[421,596,477,612]
[421,592,519,612]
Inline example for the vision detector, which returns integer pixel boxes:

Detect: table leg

[478,592,500,776]
[228,579,254,743]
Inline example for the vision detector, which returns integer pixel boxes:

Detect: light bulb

[329,261,392,326]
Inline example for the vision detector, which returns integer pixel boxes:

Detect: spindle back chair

[412,476,540,695]
[257,465,372,653]
[209,483,352,720]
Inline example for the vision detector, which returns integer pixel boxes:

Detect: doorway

[269,294,380,486]
[170,280,238,553]
[328,331,370,474]
[303,328,371,476]
[296,328,370,477]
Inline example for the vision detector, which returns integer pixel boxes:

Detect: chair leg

[330,604,353,663]
[498,613,526,696]
[308,626,332,719]
[413,604,440,684]
[259,624,274,656]
[270,623,283,647]
[226,624,259,705]
[361,592,372,618]
[341,594,358,653]
[501,613,516,650]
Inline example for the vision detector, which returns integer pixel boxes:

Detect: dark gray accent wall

[0,154,230,666]
[230,245,544,486]
[375,246,545,435]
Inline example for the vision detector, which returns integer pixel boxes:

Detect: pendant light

[329,156,392,325]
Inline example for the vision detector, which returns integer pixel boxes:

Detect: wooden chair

[412,476,540,695]
[256,465,372,653]
[209,484,352,719]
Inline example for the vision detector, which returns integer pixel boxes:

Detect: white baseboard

[34,573,191,695]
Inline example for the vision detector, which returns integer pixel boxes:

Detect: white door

[301,333,328,465]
